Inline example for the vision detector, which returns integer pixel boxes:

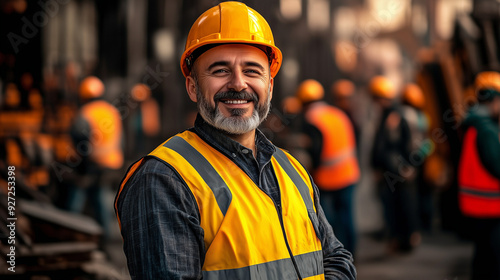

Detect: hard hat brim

[181,40,282,78]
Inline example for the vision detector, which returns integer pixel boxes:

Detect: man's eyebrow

[207,61,229,71]
[244,61,266,72]
[207,61,266,72]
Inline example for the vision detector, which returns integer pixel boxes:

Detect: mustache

[214,91,259,103]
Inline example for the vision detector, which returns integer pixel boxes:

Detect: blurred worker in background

[260,96,312,169]
[115,2,355,279]
[296,79,360,256]
[370,76,420,253]
[331,79,360,147]
[401,83,433,232]
[68,76,123,240]
[128,83,160,157]
[458,71,500,280]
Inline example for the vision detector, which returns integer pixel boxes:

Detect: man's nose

[227,71,248,92]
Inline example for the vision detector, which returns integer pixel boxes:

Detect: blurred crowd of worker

[263,76,433,259]
[0,59,161,243]
[1,51,500,280]
[262,69,500,279]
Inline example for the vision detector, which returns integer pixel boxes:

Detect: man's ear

[185,76,197,102]
[269,77,274,100]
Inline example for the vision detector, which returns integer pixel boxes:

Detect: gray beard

[196,87,271,135]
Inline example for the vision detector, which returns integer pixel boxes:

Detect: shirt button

[242,149,249,154]
[232,153,237,157]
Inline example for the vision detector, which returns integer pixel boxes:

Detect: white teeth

[224,100,248,104]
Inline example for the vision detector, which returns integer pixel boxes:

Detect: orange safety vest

[458,127,500,218]
[80,100,123,170]
[116,131,325,279]
[305,102,360,190]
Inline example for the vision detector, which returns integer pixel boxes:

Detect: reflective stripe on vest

[458,127,500,218]
[306,102,360,190]
[202,250,324,280]
[117,130,324,279]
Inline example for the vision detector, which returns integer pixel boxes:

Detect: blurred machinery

[0,189,124,279]
[0,190,124,279]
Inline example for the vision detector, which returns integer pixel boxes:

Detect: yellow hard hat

[369,76,396,99]
[402,83,425,109]
[331,79,355,98]
[131,83,151,102]
[475,71,500,92]
[295,79,324,103]
[79,76,104,99]
[180,1,282,78]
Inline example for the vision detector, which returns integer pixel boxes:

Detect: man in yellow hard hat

[115,2,355,279]
[458,71,500,280]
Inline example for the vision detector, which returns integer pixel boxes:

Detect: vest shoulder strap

[273,148,315,213]
[163,135,233,216]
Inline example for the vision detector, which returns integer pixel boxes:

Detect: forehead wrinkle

[207,61,230,71]
[244,61,266,72]
[206,60,266,72]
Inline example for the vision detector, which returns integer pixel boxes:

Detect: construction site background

[0,0,498,279]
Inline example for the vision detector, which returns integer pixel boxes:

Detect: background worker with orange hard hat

[127,83,160,158]
[457,71,500,280]
[114,2,355,279]
[68,75,123,241]
[370,76,421,253]
[401,83,434,232]
[295,79,360,257]
[331,79,361,147]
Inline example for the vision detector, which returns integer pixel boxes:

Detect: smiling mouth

[220,99,252,104]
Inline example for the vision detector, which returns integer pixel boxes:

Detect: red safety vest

[305,102,360,190]
[458,127,500,218]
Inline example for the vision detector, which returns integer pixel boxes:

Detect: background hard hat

[180,1,282,78]
[5,83,21,107]
[331,79,355,98]
[79,76,104,99]
[369,76,396,99]
[475,71,500,92]
[282,96,302,115]
[295,79,324,103]
[402,83,425,109]
[131,83,151,102]
[475,71,500,102]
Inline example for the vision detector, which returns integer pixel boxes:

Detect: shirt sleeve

[116,158,205,279]
[312,183,357,280]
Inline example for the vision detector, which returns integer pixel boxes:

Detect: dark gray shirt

[115,114,356,279]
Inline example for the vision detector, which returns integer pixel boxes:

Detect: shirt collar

[191,114,276,160]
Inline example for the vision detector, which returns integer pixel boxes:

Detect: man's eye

[245,69,261,75]
[213,69,228,74]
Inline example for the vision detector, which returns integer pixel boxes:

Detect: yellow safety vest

[116,130,324,279]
